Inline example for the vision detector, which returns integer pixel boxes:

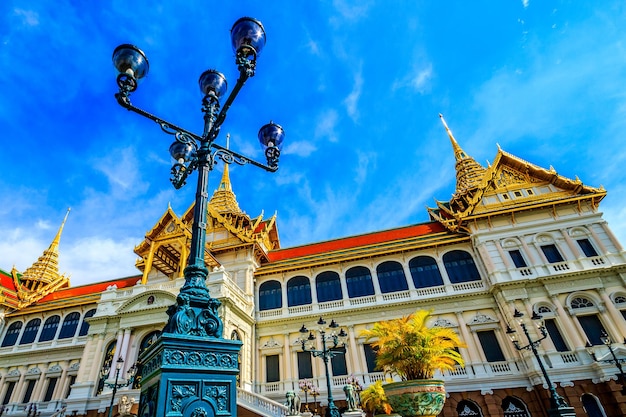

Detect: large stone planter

[383,380,445,417]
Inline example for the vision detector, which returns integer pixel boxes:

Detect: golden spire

[209,136,242,214]
[439,114,486,193]
[19,209,71,293]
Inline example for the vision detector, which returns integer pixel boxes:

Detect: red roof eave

[37,276,141,303]
[268,222,445,262]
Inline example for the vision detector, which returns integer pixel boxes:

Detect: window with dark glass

[540,244,564,263]
[19,318,41,345]
[43,377,58,402]
[266,355,280,383]
[66,375,76,398]
[78,309,97,336]
[2,381,15,405]
[508,250,527,268]
[409,256,444,288]
[287,276,312,307]
[330,347,348,376]
[58,312,81,339]
[259,280,282,310]
[363,343,379,373]
[443,251,481,283]
[39,315,60,342]
[22,379,36,403]
[297,351,313,379]
[577,315,606,345]
[456,400,482,416]
[2,322,23,347]
[316,271,342,302]
[97,342,116,395]
[502,397,530,417]
[376,261,408,293]
[477,330,506,362]
[345,266,374,298]
[577,239,599,257]
[581,393,605,417]
[544,319,569,352]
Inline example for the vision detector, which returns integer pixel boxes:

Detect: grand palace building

[1,120,625,417]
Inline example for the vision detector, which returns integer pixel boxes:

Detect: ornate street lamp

[585,330,626,393]
[100,357,137,417]
[112,17,283,417]
[298,317,348,417]
[507,309,575,417]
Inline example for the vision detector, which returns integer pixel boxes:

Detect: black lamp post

[506,309,575,417]
[101,357,137,417]
[112,17,283,417]
[585,330,626,393]
[298,317,348,417]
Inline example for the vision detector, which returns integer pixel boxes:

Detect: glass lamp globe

[231,17,266,57]
[112,44,150,80]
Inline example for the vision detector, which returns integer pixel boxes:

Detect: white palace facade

[1,123,626,417]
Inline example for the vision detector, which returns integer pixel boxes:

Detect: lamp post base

[138,332,241,417]
[548,406,576,417]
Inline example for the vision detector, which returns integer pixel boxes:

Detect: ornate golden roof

[429,118,606,232]
[13,209,71,308]
[209,164,242,214]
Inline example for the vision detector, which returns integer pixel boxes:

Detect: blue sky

[1,1,625,287]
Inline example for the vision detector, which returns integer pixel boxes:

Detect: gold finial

[51,208,71,248]
[439,113,467,161]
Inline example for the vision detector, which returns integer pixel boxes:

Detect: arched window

[38,316,60,342]
[502,397,530,417]
[58,312,81,339]
[345,266,374,298]
[134,331,161,389]
[78,309,97,336]
[581,393,606,417]
[456,399,483,416]
[1,322,23,347]
[409,256,444,288]
[19,319,41,345]
[443,250,481,283]
[259,280,282,311]
[97,341,117,395]
[376,261,409,293]
[316,271,342,302]
[287,276,312,307]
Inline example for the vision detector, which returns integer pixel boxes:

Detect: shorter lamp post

[26,403,39,417]
[585,330,626,393]
[507,309,575,417]
[100,357,137,417]
[298,317,348,417]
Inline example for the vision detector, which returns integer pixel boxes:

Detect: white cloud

[315,109,339,143]
[393,63,433,94]
[13,9,39,26]
[344,68,363,122]
[284,141,317,157]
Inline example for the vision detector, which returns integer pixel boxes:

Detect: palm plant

[360,380,392,415]
[360,309,466,380]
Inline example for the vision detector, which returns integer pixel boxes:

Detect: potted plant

[360,380,394,416]
[360,309,466,417]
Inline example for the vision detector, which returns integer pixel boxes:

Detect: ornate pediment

[117,291,176,315]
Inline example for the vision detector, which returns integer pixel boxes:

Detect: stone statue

[285,390,301,416]
[118,395,135,416]
[343,384,357,411]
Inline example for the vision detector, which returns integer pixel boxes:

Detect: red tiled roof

[268,222,445,262]
[0,269,16,293]
[37,276,141,303]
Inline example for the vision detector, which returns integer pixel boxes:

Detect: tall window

[1,322,23,347]
[577,315,606,345]
[443,251,481,283]
[544,319,569,352]
[22,380,36,403]
[78,309,97,336]
[266,355,280,383]
[66,375,76,398]
[59,312,81,339]
[316,271,342,303]
[409,256,444,288]
[376,261,408,293]
[297,351,313,379]
[43,377,58,402]
[540,244,564,263]
[363,344,379,373]
[502,397,530,417]
[456,400,483,416]
[2,381,15,405]
[577,239,599,257]
[287,276,312,307]
[39,316,60,342]
[345,266,374,298]
[19,319,41,345]
[330,347,348,376]
[508,250,527,268]
[97,342,116,395]
[259,280,283,311]
[477,330,505,362]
